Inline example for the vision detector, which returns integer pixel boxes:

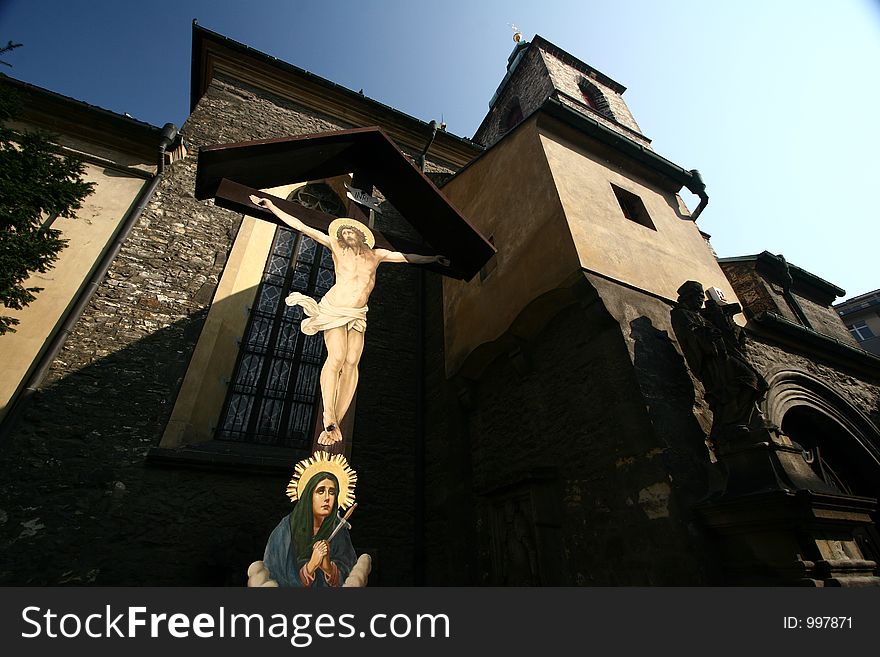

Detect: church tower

[473,35,650,151]
[440,35,733,378]
[424,34,879,587]
[426,35,739,585]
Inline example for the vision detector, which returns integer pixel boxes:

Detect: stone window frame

[577,78,614,120]
[157,180,350,459]
[213,184,343,451]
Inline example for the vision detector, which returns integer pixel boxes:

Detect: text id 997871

[783,617,852,630]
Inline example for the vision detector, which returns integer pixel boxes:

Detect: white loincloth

[285,292,367,335]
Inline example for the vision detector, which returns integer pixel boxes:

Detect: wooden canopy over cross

[195,126,495,280]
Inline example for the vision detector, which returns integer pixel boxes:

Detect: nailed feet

[318,422,343,445]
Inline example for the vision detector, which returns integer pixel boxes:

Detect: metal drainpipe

[0,123,179,443]
[414,120,435,582]
[686,169,709,222]
[414,268,427,585]
[416,120,439,172]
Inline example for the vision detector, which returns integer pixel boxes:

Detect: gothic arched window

[577,78,614,120]
[215,183,343,449]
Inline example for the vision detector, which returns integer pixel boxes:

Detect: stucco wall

[442,117,580,376]
[539,118,740,307]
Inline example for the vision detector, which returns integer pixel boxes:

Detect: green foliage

[0,84,95,334]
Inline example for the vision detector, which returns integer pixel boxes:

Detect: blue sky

[2,0,878,300]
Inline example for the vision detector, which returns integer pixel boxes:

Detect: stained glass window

[216,183,343,450]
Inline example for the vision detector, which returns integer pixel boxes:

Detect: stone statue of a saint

[250,194,447,444]
[671,280,770,442]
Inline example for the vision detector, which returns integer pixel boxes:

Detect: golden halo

[329,217,375,249]
[286,451,357,510]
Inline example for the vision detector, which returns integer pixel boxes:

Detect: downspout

[0,122,179,443]
[416,120,439,172]
[686,168,709,222]
[414,120,436,582]
[414,268,426,585]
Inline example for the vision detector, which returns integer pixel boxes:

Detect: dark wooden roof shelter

[195,127,495,280]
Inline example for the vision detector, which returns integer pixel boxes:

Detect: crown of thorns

[329,218,375,248]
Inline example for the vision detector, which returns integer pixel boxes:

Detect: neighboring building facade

[835,289,880,356]
[0,25,877,586]
[0,77,181,429]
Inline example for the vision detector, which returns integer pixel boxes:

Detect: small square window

[611,183,655,230]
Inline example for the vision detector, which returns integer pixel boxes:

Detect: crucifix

[195,127,494,455]
[249,191,448,446]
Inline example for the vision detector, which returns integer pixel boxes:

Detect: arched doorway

[765,368,880,564]
[781,406,873,497]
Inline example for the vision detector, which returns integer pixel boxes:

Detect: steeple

[473,35,650,150]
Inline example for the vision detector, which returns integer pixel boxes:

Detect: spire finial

[510,23,523,43]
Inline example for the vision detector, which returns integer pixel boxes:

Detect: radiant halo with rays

[286,451,357,510]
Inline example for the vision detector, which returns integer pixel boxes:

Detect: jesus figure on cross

[250,194,447,445]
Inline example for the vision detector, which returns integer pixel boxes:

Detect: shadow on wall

[0,287,298,586]
[454,290,725,585]
[629,316,716,501]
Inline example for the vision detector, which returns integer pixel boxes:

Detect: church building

[1,23,877,586]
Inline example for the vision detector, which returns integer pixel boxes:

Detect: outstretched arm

[375,249,449,266]
[249,195,332,248]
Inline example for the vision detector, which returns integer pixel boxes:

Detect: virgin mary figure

[251,452,359,587]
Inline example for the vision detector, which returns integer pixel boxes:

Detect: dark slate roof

[719,252,845,300]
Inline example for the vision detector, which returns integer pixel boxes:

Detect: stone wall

[422,261,880,585]
[538,47,649,145]
[721,261,786,318]
[721,260,857,346]
[423,268,478,584]
[792,291,856,344]
[345,213,423,585]
[472,41,650,150]
[473,46,555,147]
[747,335,880,431]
